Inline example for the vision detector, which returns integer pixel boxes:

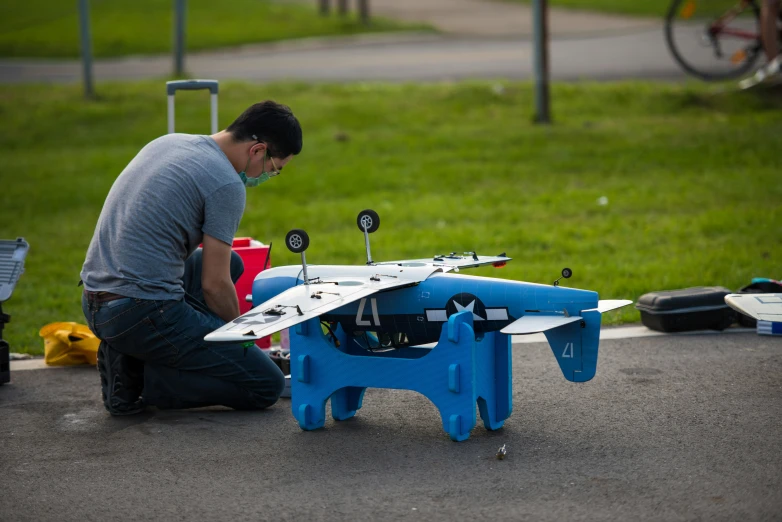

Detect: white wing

[501,299,633,335]
[205,266,440,342]
[725,293,782,322]
[583,300,634,313]
[376,253,511,270]
[501,315,582,334]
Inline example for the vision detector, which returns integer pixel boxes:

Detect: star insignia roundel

[424,293,510,326]
[445,293,487,321]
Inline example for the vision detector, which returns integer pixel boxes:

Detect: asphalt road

[1,332,780,521]
[0,27,698,85]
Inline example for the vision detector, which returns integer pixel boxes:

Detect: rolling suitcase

[166,79,219,134]
[635,286,737,333]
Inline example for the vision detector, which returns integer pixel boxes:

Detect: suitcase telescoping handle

[166,79,219,135]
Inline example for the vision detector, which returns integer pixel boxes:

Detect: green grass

[0,0,428,58]
[1,80,781,355]
[499,0,671,17]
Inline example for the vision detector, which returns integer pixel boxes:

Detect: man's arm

[201,234,240,323]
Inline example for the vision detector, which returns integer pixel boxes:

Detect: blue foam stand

[289,310,513,441]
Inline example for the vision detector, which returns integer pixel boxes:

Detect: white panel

[426,309,448,322]
[485,308,509,321]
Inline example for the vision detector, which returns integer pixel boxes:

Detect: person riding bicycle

[740,0,780,87]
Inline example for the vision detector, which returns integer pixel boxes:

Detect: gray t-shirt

[80,133,245,300]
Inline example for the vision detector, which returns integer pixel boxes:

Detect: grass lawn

[499,0,672,17]
[1,80,780,355]
[0,0,428,59]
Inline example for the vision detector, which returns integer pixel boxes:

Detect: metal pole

[173,0,186,76]
[358,0,369,25]
[78,0,94,99]
[532,0,550,124]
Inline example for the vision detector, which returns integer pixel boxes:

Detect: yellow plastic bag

[39,322,100,366]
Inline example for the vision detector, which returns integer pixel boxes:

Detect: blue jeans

[82,249,285,410]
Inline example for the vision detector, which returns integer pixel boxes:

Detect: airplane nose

[251,272,299,308]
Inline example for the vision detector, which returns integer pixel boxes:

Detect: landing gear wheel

[285,229,309,253]
[357,209,380,233]
[562,268,572,279]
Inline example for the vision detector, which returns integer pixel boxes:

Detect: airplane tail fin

[501,299,632,383]
[543,310,601,383]
[546,300,632,382]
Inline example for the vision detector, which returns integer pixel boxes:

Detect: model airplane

[724,293,782,322]
[205,210,633,382]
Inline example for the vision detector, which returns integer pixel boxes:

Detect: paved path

[0,0,690,85]
[0,26,689,85]
[1,332,780,521]
[280,0,659,37]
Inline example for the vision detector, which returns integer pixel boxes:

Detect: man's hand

[201,234,241,323]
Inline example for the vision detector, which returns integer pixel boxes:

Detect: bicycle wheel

[665,0,762,80]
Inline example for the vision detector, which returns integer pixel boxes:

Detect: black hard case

[635,286,737,333]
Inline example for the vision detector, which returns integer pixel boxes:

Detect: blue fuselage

[252,266,598,346]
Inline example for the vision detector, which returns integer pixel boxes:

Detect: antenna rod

[363,225,373,265]
[301,251,310,285]
[262,241,272,270]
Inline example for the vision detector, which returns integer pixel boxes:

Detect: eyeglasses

[267,155,281,177]
[252,134,281,177]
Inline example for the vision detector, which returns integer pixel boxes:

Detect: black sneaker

[97,341,145,416]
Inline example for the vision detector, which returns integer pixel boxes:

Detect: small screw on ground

[496,444,507,460]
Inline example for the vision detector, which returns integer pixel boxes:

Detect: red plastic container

[231,238,272,348]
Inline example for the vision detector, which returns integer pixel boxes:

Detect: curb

[9,326,758,372]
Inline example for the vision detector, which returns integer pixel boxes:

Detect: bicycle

[665,0,782,80]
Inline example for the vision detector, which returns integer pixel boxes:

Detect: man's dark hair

[226,101,303,158]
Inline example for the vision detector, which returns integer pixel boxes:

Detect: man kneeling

[80,101,302,415]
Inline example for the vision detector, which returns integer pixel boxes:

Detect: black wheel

[357,209,380,233]
[562,268,572,279]
[285,229,309,253]
[664,0,762,81]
